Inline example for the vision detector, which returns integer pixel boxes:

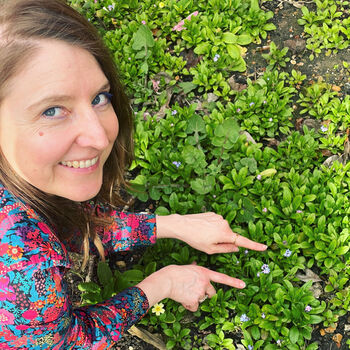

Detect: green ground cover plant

[67,0,350,349]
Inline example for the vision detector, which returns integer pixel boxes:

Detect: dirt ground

[66,1,350,349]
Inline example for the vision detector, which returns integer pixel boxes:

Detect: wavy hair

[0,0,134,267]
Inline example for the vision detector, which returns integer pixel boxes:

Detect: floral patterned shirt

[0,183,157,349]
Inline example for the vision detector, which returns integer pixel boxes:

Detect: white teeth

[60,156,98,169]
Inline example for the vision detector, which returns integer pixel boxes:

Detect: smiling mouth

[59,156,99,169]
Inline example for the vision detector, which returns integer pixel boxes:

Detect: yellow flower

[152,302,165,316]
[159,2,165,8]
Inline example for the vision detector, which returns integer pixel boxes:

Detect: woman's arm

[0,264,149,349]
[137,264,246,311]
[156,212,267,254]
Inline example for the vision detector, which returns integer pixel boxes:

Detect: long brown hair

[0,0,134,267]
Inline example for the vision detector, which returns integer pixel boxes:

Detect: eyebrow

[26,81,111,112]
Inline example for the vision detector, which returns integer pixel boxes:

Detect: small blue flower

[261,313,266,319]
[240,314,250,322]
[284,249,292,257]
[296,210,303,213]
[256,174,262,180]
[261,264,270,274]
[305,305,312,312]
[269,117,273,122]
[213,54,220,62]
[249,102,255,107]
[107,4,115,11]
[172,161,181,168]
[248,345,254,350]
[276,339,281,345]
[236,108,241,112]
[320,125,328,132]
[263,100,267,104]
[171,109,177,115]
[257,272,260,277]
[244,249,249,254]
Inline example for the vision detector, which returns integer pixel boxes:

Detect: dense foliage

[68,0,350,349]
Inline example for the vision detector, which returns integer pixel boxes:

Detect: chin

[61,186,102,202]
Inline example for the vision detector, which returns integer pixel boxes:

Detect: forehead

[4,39,106,99]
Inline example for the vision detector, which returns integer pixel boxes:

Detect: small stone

[207,93,218,103]
[302,118,322,131]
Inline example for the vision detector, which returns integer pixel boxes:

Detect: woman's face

[0,40,119,201]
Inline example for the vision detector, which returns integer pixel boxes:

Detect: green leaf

[309,315,323,324]
[236,34,252,45]
[166,340,176,349]
[283,187,292,206]
[78,282,101,293]
[328,182,337,197]
[187,114,206,134]
[269,206,284,218]
[123,269,144,282]
[222,32,237,44]
[263,23,276,31]
[303,194,316,202]
[149,186,161,200]
[132,25,155,51]
[289,326,299,344]
[259,168,277,177]
[250,0,260,12]
[292,195,303,210]
[169,192,179,210]
[250,325,260,340]
[315,251,327,260]
[194,42,211,55]
[227,44,241,59]
[155,206,170,215]
[178,81,197,94]
[97,262,114,287]
[335,246,349,255]
[191,176,215,195]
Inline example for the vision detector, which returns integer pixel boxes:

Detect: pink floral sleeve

[64,203,157,255]
[0,185,155,349]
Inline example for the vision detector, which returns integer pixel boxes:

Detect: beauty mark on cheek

[39,132,44,136]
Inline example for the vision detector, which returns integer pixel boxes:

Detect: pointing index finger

[234,234,267,251]
[208,269,246,289]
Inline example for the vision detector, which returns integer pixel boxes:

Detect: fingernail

[240,281,246,288]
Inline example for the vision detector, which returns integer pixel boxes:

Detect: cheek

[19,133,69,171]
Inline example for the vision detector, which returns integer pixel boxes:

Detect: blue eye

[42,107,63,118]
[92,92,113,107]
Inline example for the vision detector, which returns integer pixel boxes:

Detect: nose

[74,108,110,150]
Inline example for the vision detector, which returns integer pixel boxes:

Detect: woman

[0,0,267,348]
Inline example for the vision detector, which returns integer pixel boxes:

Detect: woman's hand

[137,264,245,311]
[156,212,267,254]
